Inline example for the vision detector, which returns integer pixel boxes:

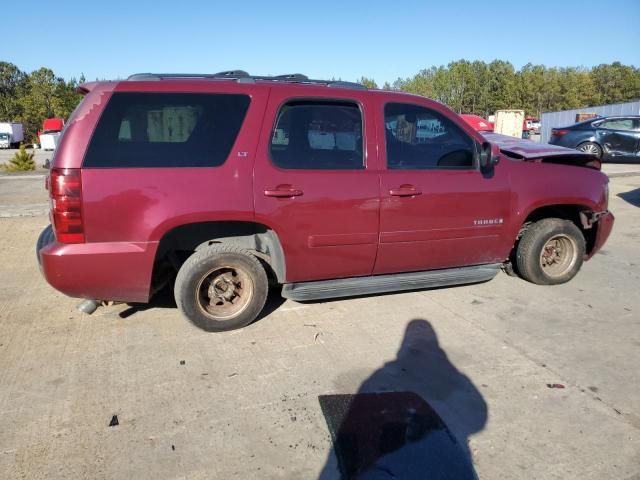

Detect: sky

[7,0,640,85]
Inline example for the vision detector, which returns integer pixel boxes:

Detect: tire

[36,224,55,257]
[174,245,269,332]
[577,142,602,159]
[515,218,585,285]
[501,262,519,277]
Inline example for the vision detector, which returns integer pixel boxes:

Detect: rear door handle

[389,185,422,197]
[264,187,303,198]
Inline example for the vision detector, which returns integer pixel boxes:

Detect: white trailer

[0,122,24,148]
[40,132,61,151]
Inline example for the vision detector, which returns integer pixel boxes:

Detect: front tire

[577,142,602,159]
[174,245,269,332]
[515,218,585,285]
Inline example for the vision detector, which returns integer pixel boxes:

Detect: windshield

[0,133,9,140]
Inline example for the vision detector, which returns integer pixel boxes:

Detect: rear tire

[577,142,602,159]
[36,224,55,256]
[515,218,585,285]
[174,245,269,332]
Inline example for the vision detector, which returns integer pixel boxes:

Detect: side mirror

[479,142,500,169]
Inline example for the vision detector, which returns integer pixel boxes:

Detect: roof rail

[127,72,249,81]
[212,70,250,78]
[327,81,368,90]
[273,73,309,81]
[126,72,367,89]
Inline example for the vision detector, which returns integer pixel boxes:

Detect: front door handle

[264,186,303,198]
[389,184,422,197]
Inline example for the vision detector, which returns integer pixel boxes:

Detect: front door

[253,90,380,283]
[596,118,640,160]
[374,100,512,275]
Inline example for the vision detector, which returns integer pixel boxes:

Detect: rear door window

[84,92,250,167]
[270,101,364,170]
[597,118,634,131]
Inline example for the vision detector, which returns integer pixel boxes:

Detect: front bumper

[37,226,158,303]
[585,211,614,259]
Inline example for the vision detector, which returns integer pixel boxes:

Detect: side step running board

[282,264,501,302]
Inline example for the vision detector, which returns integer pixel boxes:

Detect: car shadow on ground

[317,319,486,480]
[118,285,286,326]
[618,188,640,207]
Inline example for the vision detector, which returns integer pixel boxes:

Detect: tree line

[0,62,83,142]
[1,60,639,144]
[360,60,640,118]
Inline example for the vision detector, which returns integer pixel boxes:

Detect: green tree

[358,76,378,89]
[591,62,640,105]
[2,144,35,172]
[17,68,82,142]
[0,61,27,121]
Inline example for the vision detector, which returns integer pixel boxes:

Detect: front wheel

[515,218,585,285]
[174,245,269,332]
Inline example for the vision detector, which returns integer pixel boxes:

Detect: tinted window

[385,103,475,170]
[84,93,250,167]
[270,101,363,169]
[598,118,634,131]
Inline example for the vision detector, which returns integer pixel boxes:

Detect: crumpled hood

[482,132,593,160]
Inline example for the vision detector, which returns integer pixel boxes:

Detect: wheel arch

[515,203,599,257]
[152,220,286,292]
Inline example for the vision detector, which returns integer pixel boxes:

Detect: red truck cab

[38,72,613,331]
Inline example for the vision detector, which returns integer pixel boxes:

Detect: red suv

[37,71,614,331]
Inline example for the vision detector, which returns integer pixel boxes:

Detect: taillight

[49,168,85,243]
[551,129,568,137]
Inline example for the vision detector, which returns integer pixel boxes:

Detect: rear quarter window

[83,92,250,168]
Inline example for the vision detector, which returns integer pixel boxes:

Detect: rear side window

[84,93,250,167]
[270,101,364,169]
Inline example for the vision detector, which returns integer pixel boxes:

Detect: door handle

[264,187,303,198]
[389,185,422,197]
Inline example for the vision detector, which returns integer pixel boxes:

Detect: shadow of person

[318,319,487,479]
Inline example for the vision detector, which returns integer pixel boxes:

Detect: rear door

[253,88,380,283]
[596,118,640,160]
[374,98,512,275]
[634,119,640,158]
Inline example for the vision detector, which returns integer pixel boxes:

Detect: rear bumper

[37,227,158,303]
[586,211,614,259]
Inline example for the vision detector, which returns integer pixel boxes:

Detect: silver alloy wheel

[539,234,578,278]
[578,143,600,155]
[195,265,254,320]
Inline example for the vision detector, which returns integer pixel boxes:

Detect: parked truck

[37,72,613,332]
[39,118,65,151]
[0,122,24,148]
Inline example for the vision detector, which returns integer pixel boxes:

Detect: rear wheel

[577,142,602,159]
[515,218,585,285]
[174,245,268,332]
[36,224,55,255]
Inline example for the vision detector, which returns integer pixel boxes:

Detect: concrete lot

[0,165,639,479]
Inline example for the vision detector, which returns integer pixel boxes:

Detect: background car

[459,114,494,132]
[549,116,640,162]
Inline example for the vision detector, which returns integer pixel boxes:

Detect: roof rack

[126,71,367,90]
